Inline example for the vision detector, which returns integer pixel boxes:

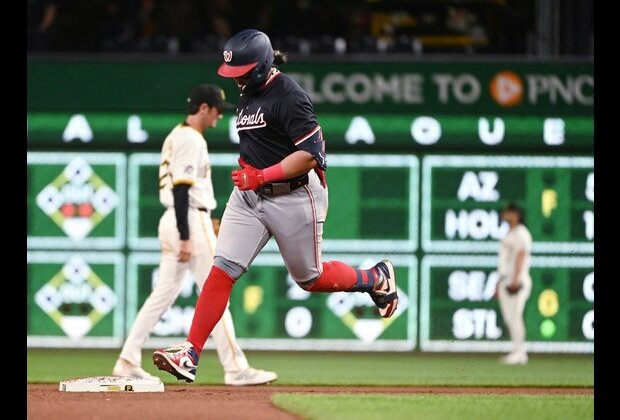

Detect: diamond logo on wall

[34,256,117,339]
[35,157,118,241]
[326,258,409,343]
[327,287,409,343]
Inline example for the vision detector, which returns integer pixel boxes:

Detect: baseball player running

[496,202,532,365]
[113,84,277,385]
[152,29,399,383]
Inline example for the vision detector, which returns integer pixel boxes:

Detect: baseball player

[152,29,399,383]
[496,201,532,365]
[113,84,277,386]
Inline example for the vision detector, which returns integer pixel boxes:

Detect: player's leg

[512,276,532,357]
[497,279,529,364]
[186,211,250,374]
[211,303,278,385]
[153,190,270,381]
[115,210,187,379]
[187,212,276,384]
[497,285,516,343]
[210,304,249,374]
[187,190,270,352]
[265,171,398,318]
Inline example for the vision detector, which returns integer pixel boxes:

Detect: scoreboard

[420,255,593,353]
[26,152,593,352]
[422,155,593,254]
[126,153,418,253]
[127,253,416,352]
[27,152,419,349]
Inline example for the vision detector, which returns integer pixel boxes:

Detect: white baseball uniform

[497,223,532,356]
[119,123,250,374]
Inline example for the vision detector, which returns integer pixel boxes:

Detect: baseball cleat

[112,358,161,381]
[152,342,200,383]
[500,352,529,365]
[369,259,398,318]
[224,367,278,386]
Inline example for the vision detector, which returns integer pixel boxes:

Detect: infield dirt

[27,384,593,420]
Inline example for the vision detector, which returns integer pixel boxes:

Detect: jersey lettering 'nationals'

[236,70,327,171]
[236,107,266,130]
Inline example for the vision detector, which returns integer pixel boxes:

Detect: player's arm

[170,137,201,261]
[286,97,326,173]
[510,230,532,291]
[233,149,319,190]
[211,218,221,236]
[173,183,192,262]
[511,249,526,287]
[232,93,325,190]
[279,150,317,177]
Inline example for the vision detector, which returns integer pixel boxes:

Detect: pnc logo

[223,51,233,62]
[489,71,523,107]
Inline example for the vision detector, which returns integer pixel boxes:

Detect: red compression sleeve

[187,266,234,354]
[262,163,286,182]
[305,261,380,293]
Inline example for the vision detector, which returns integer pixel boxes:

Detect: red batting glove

[231,165,266,191]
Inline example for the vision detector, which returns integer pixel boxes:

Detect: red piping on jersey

[294,125,321,146]
[303,185,322,276]
[262,69,281,89]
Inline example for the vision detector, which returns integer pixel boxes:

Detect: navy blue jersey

[235,70,327,171]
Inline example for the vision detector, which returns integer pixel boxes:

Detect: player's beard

[234,74,251,90]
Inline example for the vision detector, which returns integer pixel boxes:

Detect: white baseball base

[59,376,164,392]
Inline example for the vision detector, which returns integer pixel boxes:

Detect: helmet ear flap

[250,64,264,83]
[243,55,272,94]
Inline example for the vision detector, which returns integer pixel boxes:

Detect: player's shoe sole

[153,352,195,383]
[371,259,398,318]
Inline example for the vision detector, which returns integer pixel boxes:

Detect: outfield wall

[27,57,593,352]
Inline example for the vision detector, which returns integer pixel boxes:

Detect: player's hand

[506,282,522,295]
[232,165,266,191]
[211,218,221,236]
[238,157,249,168]
[178,240,192,262]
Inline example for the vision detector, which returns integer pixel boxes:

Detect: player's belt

[258,174,309,196]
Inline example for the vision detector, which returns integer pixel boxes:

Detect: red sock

[187,266,234,354]
[306,260,378,292]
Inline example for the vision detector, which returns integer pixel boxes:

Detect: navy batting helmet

[217,29,274,93]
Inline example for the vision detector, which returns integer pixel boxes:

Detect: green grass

[27,349,593,387]
[272,394,594,420]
